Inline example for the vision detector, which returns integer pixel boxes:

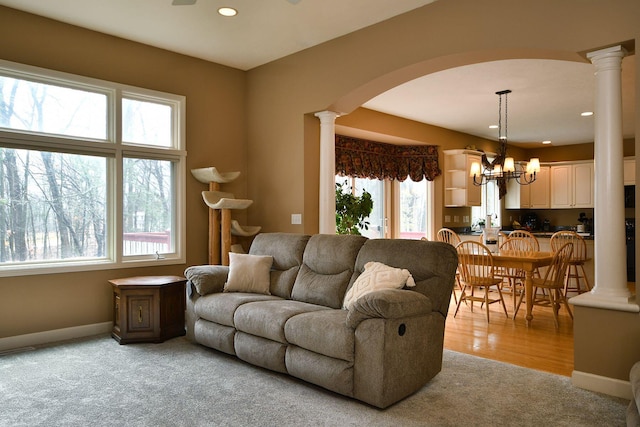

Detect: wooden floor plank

[444,290,574,376]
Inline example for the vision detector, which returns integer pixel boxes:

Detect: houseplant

[335,181,373,235]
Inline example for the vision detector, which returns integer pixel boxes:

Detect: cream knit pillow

[223,253,273,294]
[343,261,416,310]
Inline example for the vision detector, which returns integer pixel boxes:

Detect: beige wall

[574,306,640,380]
[0,7,246,338]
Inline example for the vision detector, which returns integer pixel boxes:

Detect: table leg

[525,269,533,327]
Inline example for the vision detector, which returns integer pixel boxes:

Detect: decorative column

[575,45,632,305]
[315,110,340,234]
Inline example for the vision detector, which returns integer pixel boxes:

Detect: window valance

[335,135,441,182]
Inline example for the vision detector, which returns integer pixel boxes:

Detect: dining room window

[471,178,501,229]
[336,174,436,239]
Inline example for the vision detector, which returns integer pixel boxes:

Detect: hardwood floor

[444,282,637,377]
[444,290,575,377]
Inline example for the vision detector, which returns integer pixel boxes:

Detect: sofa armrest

[184,265,229,296]
[346,289,432,329]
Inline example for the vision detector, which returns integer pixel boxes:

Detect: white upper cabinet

[444,149,482,207]
[550,161,594,209]
[505,165,550,209]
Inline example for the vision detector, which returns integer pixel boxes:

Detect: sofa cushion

[342,261,416,310]
[194,319,236,355]
[235,332,288,374]
[249,233,310,298]
[194,292,281,327]
[285,309,354,362]
[233,300,328,344]
[224,253,273,294]
[286,346,354,397]
[291,234,367,308]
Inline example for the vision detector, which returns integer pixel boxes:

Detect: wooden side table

[109,275,186,344]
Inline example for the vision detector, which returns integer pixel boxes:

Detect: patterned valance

[335,135,441,182]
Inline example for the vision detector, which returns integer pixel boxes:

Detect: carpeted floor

[0,334,628,426]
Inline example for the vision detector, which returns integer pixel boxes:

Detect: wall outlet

[445,215,451,222]
[463,216,469,223]
[291,213,302,225]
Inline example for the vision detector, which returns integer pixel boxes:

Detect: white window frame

[0,59,186,277]
[392,179,435,240]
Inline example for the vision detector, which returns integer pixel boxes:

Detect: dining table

[490,250,555,326]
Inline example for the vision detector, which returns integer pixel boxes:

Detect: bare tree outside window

[0,73,176,264]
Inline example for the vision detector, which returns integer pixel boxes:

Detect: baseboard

[0,322,113,352]
[572,370,632,400]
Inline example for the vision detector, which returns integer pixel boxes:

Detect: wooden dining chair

[507,229,540,250]
[436,228,463,304]
[516,242,574,328]
[455,240,509,323]
[508,229,542,279]
[550,231,591,295]
[497,237,537,313]
[437,228,461,246]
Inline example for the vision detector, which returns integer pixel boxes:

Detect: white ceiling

[364,57,636,147]
[0,0,635,147]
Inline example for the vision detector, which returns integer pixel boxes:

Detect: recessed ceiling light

[542,140,551,145]
[218,7,237,17]
[581,111,594,117]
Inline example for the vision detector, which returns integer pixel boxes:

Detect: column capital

[587,45,627,65]
[314,110,341,124]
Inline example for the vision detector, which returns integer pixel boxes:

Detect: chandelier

[470,89,540,186]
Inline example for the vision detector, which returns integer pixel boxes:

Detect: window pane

[0,148,107,263]
[0,75,107,139]
[355,178,384,239]
[122,98,172,147]
[123,158,173,256]
[399,178,427,239]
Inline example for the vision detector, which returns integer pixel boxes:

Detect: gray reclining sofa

[184,233,457,408]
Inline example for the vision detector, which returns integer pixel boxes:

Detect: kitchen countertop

[457,229,594,240]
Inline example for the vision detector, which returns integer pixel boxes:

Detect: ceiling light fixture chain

[469,89,540,193]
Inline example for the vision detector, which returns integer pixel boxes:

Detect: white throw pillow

[343,261,416,310]
[223,253,273,295]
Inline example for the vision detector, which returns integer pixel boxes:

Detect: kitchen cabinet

[550,161,594,209]
[444,149,481,207]
[505,165,550,209]
[624,157,635,185]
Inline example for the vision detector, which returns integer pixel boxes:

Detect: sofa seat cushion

[285,309,354,362]
[234,300,329,344]
[194,293,281,327]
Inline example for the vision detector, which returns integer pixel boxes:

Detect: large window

[336,175,435,240]
[471,181,501,229]
[398,178,434,240]
[0,60,185,276]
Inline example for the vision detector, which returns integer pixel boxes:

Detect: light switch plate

[291,213,302,225]
[445,215,451,222]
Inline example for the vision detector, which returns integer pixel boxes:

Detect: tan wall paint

[574,306,640,380]
[0,7,246,338]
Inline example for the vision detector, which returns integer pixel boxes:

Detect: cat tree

[191,167,260,265]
